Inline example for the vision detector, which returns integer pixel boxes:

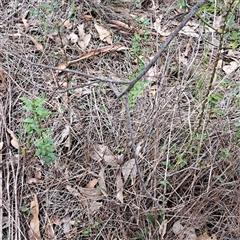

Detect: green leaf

[146,213,155,226]
[20,206,28,212]
[227,15,235,27]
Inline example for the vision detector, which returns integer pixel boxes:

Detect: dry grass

[0,0,240,239]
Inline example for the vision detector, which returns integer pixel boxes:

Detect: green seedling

[21,97,57,164]
[20,206,32,216]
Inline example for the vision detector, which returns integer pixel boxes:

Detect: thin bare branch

[116,0,209,98]
[0,43,131,85]
[125,95,162,210]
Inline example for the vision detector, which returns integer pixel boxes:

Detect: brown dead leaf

[44,223,55,238]
[89,201,102,213]
[77,24,91,50]
[108,20,133,34]
[122,159,137,185]
[85,178,98,188]
[7,128,19,149]
[28,178,43,184]
[180,23,199,38]
[154,15,172,37]
[116,169,124,203]
[22,18,29,30]
[35,167,42,179]
[77,186,103,201]
[63,19,72,29]
[29,36,43,51]
[28,194,41,240]
[89,144,121,166]
[81,14,93,19]
[66,185,81,198]
[196,234,217,240]
[94,23,112,44]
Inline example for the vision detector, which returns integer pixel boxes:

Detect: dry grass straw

[0,0,240,239]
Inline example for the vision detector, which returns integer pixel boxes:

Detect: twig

[125,95,162,210]
[116,0,209,99]
[0,43,131,85]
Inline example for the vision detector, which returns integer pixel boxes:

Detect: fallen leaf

[154,15,172,37]
[0,142,3,150]
[56,125,70,145]
[213,15,222,31]
[77,186,103,201]
[29,36,43,51]
[77,24,91,50]
[89,144,121,166]
[0,69,7,91]
[28,194,41,240]
[94,23,112,44]
[63,19,72,29]
[180,25,199,38]
[64,136,71,148]
[28,178,43,184]
[78,33,91,50]
[81,14,93,19]
[196,234,217,240]
[85,178,98,188]
[45,223,55,238]
[66,185,81,198]
[122,159,137,185]
[69,32,78,43]
[35,167,42,179]
[22,18,29,30]
[108,20,133,34]
[62,215,71,233]
[89,201,102,213]
[7,128,19,149]
[116,169,124,203]
[223,60,239,74]
[172,221,197,240]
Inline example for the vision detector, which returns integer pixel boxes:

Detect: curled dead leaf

[29,36,43,51]
[89,144,121,166]
[94,23,112,44]
[22,18,29,30]
[28,194,41,240]
[7,128,19,149]
[85,178,98,188]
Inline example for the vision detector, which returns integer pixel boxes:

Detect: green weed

[20,97,57,165]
